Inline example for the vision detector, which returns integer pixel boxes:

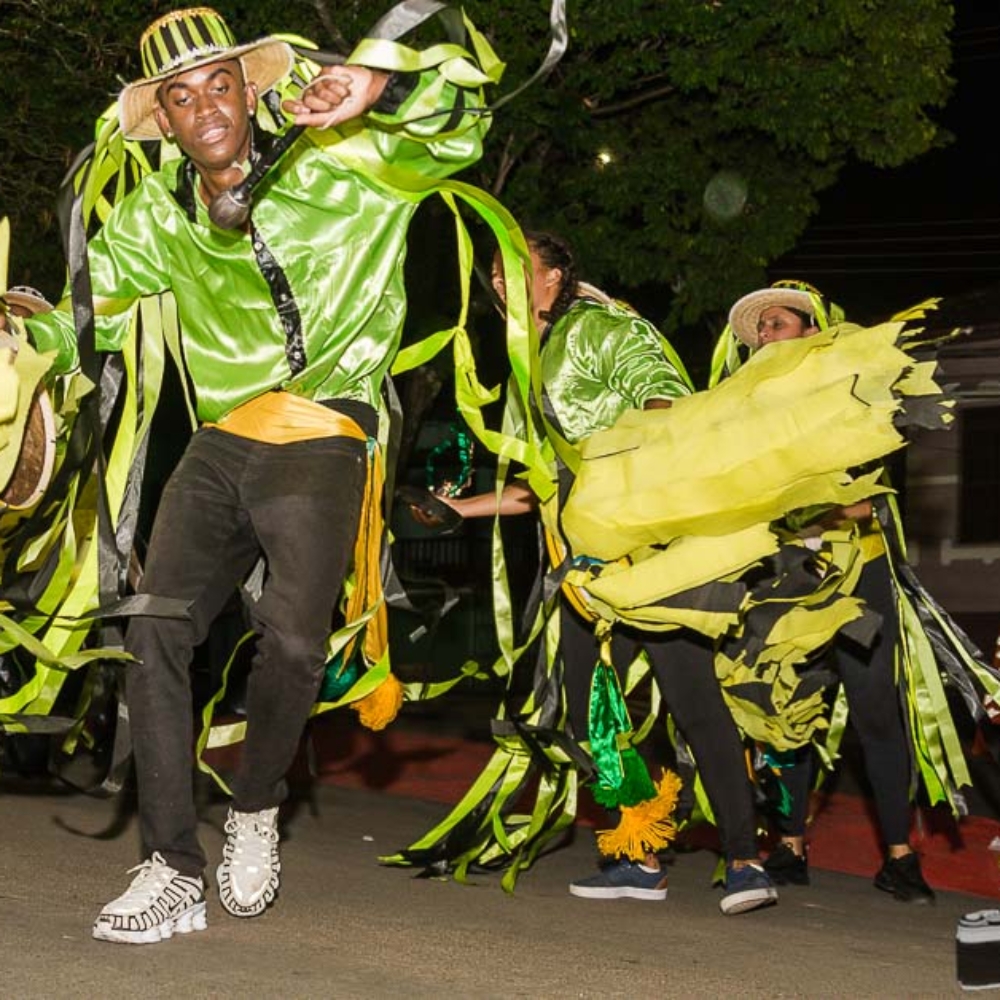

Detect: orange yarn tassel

[596,769,683,861]
[352,672,404,731]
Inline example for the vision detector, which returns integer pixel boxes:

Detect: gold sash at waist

[206,391,368,444]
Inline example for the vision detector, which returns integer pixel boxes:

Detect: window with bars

[959,406,1000,543]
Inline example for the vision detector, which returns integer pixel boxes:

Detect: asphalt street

[0,771,991,999]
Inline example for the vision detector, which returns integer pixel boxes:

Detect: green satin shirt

[28,69,488,424]
[541,298,691,445]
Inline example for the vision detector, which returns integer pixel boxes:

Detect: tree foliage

[461,0,954,335]
[1,0,954,339]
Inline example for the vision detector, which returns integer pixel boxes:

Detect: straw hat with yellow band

[729,278,845,346]
[118,6,294,141]
[708,279,844,386]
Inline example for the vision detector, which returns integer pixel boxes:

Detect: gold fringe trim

[596,769,683,861]
[341,439,389,668]
[352,672,404,731]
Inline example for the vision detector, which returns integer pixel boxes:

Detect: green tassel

[592,746,657,809]
[588,659,629,793]
[319,653,360,702]
[588,646,658,810]
[615,747,658,807]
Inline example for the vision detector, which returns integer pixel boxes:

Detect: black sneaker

[763,842,810,886]
[874,852,935,904]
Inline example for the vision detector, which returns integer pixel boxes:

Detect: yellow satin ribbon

[345,441,388,668]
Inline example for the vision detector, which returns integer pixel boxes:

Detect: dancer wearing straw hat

[4,4,502,944]
[724,282,948,904]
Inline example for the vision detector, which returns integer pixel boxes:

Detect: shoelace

[225,813,278,871]
[117,852,177,904]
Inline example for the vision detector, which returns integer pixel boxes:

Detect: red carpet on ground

[206,715,1000,901]
[801,787,1000,899]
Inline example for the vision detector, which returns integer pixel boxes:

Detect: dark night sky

[770,5,1000,323]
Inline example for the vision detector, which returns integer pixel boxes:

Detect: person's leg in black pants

[126,429,269,878]
[232,432,367,813]
[836,556,911,847]
[761,744,814,885]
[837,555,934,901]
[764,554,933,900]
[562,604,776,911]
[125,427,368,877]
[561,602,670,900]
[640,628,760,864]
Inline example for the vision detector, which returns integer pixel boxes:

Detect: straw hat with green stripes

[728,281,831,349]
[119,7,293,141]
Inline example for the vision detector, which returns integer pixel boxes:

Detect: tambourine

[0,386,56,511]
[397,484,464,535]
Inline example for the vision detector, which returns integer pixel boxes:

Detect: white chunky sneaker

[93,852,206,944]
[216,806,281,917]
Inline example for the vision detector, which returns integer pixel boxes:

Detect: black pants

[777,555,912,846]
[561,603,759,861]
[125,426,368,876]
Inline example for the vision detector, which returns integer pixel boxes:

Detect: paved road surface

[0,774,987,999]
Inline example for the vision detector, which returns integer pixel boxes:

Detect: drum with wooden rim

[1,285,58,513]
[0,387,56,511]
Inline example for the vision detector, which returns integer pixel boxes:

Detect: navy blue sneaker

[569,858,668,900]
[719,862,778,914]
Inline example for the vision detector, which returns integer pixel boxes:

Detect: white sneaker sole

[719,887,778,915]
[569,885,668,901]
[92,901,208,944]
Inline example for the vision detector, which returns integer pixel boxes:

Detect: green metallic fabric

[540,297,692,445]
[27,70,488,423]
[588,657,629,792]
